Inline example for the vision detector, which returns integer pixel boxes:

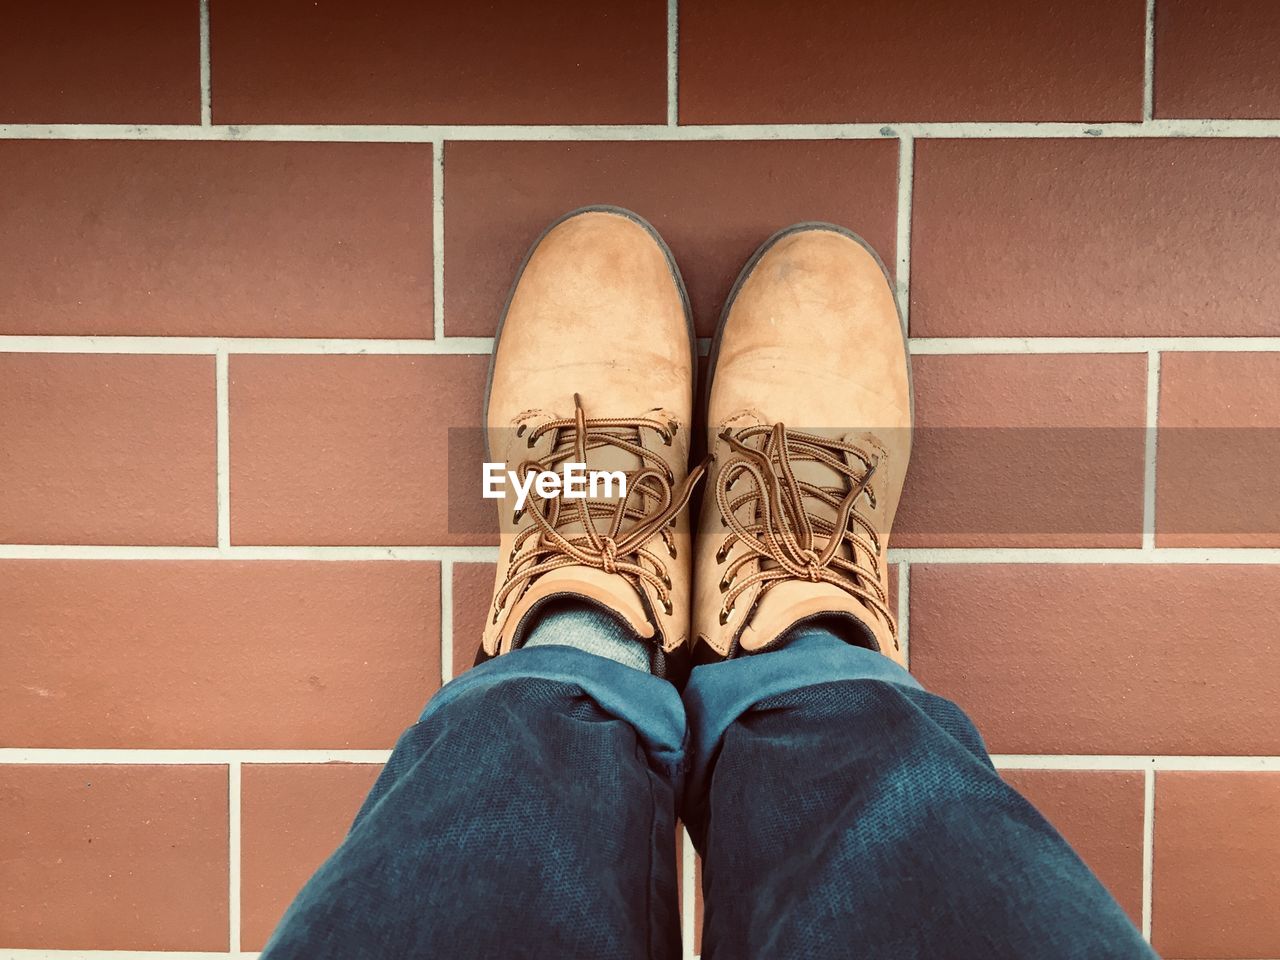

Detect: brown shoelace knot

[493,394,706,624]
[713,423,897,645]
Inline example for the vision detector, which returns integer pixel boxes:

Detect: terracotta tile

[452,561,497,677]
[444,140,899,337]
[0,0,198,122]
[1157,353,1280,547]
[1001,769,1145,926]
[0,141,432,338]
[911,139,1280,337]
[0,764,227,950]
[1153,772,1280,957]
[680,0,1144,123]
[1156,0,1280,119]
[212,0,664,124]
[909,564,1280,755]
[0,561,439,748]
[241,763,383,950]
[230,355,491,545]
[895,355,1147,548]
[0,354,215,545]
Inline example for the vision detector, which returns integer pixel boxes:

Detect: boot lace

[713,423,897,643]
[493,394,706,625]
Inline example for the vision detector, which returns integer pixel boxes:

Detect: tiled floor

[2,1,1279,957]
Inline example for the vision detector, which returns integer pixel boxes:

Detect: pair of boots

[481,207,912,682]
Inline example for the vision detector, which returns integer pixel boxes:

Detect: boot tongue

[737,429,884,653]
[752,428,864,569]
[506,565,656,647]
[736,580,882,654]
[542,422,648,540]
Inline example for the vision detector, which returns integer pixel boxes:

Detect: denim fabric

[262,614,1157,960]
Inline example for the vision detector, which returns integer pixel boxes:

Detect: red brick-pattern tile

[0,354,215,545]
[443,140,899,337]
[230,355,491,546]
[0,0,198,123]
[1153,772,1280,957]
[909,564,1280,755]
[1156,0,1280,119]
[0,561,439,749]
[1001,769,1145,927]
[1157,352,1280,548]
[0,141,433,338]
[911,139,1280,337]
[896,354,1148,548]
[212,0,666,125]
[240,763,383,950]
[452,561,497,676]
[680,0,1144,123]
[0,765,228,950]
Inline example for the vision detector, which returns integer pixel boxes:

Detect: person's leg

[262,605,687,960]
[266,206,701,958]
[683,625,1156,959]
[687,225,1154,957]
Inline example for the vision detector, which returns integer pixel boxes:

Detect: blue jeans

[261,617,1156,959]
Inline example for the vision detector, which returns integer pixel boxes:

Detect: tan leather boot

[692,224,912,667]
[481,207,703,680]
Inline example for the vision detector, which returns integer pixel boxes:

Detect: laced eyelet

[512,508,523,523]
[662,597,673,615]
[667,541,678,558]
[515,424,526,437]
[718,607,731,625]
[718,577,730,593]
[661,572,672,590]
[715,543,730,563]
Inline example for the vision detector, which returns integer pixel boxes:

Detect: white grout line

[681,824,697,959]
[215,351,230,551]
[0,749,393,764]
[1142,767,1155,940]
[910,337,1280,354]
[1142,351,1161,550]
[0,956,293,960]
[8,119,1280,141]
[0,544,500,562]
[228,761,242,954]
[667,0,679,127]
[0,336,494,355]
[895,134,914,331]
[440,559,455,684]
[5,335,1280,357]
[992,755,1279,771]
[897,562,910,668]
[1143,0,1157,122]
[199,0,211,126]
[432,141,445,340]
[892,547,1280,564]
[1,749,1273,770]
[6,544,1280,564]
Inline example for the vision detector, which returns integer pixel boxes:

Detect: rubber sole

[481,205,697,461]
